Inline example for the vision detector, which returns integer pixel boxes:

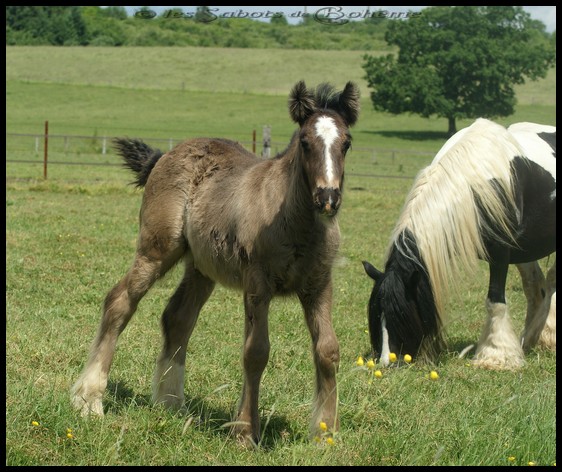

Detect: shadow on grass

[361,129,450,142]
[105,379,300,450]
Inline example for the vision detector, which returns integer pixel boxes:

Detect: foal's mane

[388,118,524,319]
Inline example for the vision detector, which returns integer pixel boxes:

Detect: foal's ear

[289,80,316,126]
[362,260,383,283]
[338,81,360,126]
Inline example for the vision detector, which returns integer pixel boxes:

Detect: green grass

[6,177,556,466]
[6,46,556,466]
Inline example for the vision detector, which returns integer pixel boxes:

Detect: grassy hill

[6,45,556,466]
[6,46,556,156]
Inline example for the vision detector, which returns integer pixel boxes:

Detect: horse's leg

[152,261,215,410]
[234,268,272,446]
[517,261,546,350]
[520,257,556,350]
[538,259,556,350]
[473,259,525,370]
[299,278,340,439]
[71,249,183,416]
[71,192,186,416]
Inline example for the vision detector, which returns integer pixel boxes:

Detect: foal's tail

[113,138,164,188]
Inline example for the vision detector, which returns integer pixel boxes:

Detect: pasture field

[6,46,556,466]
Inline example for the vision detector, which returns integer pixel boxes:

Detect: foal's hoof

[70,377,106,417]
[230,422,259,449]
[70,392,104,417]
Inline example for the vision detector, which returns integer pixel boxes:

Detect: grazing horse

[71,81,360,445]
[362,118,556,370]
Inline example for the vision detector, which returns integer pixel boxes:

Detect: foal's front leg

[234,276,271,446]
[299,278,340,439]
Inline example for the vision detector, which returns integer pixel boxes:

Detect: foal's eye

[343,140,351,153]
[300,138,310,151]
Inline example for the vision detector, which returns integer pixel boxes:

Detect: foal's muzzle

[314,187,341,216]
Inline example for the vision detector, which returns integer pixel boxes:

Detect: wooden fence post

[43,120,48,180]
[262,125,271,158]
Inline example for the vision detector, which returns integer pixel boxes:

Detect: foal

[71,81,360,445]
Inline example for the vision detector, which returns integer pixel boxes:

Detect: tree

[362,6,556,136]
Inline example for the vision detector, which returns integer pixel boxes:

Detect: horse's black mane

[378,229,444,357]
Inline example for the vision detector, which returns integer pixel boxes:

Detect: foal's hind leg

[71,193,186,416]
[71,250,183,416]
[519,259,556,351]
[299,278,340,439]
[152,261,215,411]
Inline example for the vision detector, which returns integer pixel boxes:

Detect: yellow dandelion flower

[403,354,412,363]
[374,370,383,378]
[429,371,439,380]
[528,461,536,466]
[508,456,516,462]
[366,359,375,370]
[326,437,335,446]
[66,432,74,439]
[319,421,328,432]
[389,352,397,363]
[31,421,39,427]
[66,428,72,434]
[356,356,364,367]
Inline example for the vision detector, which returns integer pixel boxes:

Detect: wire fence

[6,131,436,182]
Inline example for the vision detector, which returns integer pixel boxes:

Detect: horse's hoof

[471,356,525,371]
[71,395,104,417]
[230,422,259,449]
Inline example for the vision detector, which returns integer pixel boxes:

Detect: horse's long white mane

[389,118,525,319]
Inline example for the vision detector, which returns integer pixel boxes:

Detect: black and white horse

[363,118,556,370]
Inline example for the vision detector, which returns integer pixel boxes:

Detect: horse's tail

[113,138,164,188]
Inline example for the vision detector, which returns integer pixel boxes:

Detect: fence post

[43,120,49,180]
[252,129,256,154]
[102,137,107,155]
[262,125,271,158]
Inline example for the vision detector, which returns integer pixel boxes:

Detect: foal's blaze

[290,81,357,217]
[70,80,360,447]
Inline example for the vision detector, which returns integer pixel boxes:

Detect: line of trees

[5,6,391,49]
[7,6,555,134]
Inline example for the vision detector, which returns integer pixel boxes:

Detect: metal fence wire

[6,132,436,180]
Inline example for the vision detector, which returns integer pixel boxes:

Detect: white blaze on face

[379,315,391,367]
[315,115,339,187]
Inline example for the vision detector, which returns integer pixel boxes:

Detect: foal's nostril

[315,187,341,215]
